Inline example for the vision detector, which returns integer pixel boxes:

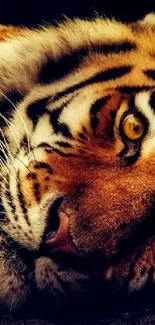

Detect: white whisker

[0,130,17,172]
[0,113,21,152]
[0,143,12,166]
[15,156,32,173]
[0,92,32,160]
[0,159,10,175]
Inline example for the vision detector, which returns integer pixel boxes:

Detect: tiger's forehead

[0,17,155,101]
[2,16,155,160]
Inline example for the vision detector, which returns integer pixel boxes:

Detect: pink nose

[44,211,82,257]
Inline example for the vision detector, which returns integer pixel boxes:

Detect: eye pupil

[133,124,140,132]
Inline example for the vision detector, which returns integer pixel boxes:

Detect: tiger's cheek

[19,151,155,257]
[19,153,86,210]
[64,158,155,258]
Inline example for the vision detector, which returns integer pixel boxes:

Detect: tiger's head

[1,14,155,309]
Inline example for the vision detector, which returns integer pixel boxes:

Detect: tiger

[1,12,155,311]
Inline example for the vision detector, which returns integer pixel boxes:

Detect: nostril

[45,197,63,240]
[44,209,83,257]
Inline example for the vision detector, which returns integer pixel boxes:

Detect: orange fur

[2,17,155,301]
[0,25,26,41]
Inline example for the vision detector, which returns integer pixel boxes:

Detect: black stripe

[27,173,37,180]
[78,133,87,141]
[24,232,32,240]
[5,174,19,221]
[128,96,136,111]
[37,142,53,149]
[118,148,140,165]
[39,42,136,84]
[0,91,23,127]
[50,109,73,139]
[90,96,110,130]
[34,162,53,174]
[55,141,73,148]
[34,162,50,169]
[144,70,155,80]
[33,183,40,203]
[38,50,84,84]
[20,136,28,148]
[54,122,73,138]
[0,193,7,221]
[17,171,31,226]
[50,96,75,139]
[50,66,132,103]
[51,147,77,157]
[95,41,136,54]
[149,91,155,112]
[82,126,89,135]
[27,98,48,126]
[117,85,154,94]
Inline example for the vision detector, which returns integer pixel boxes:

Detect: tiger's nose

[43,200,82,257]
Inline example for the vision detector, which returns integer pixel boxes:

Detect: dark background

[1,1,155,323]
[0,0,155,27]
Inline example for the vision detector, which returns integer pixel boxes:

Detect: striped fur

[1,14,155,310]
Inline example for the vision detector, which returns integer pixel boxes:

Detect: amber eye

[122,114,144,140]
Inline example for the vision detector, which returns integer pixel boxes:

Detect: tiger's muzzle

[43,198,83,258]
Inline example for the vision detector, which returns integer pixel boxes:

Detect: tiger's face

[2,89,155,258]
[1,14,155,309]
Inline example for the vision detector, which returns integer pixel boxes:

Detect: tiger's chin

[34,237,155,312]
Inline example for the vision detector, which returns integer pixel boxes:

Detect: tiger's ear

[139,13,155,25]
[0,25,25,42]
